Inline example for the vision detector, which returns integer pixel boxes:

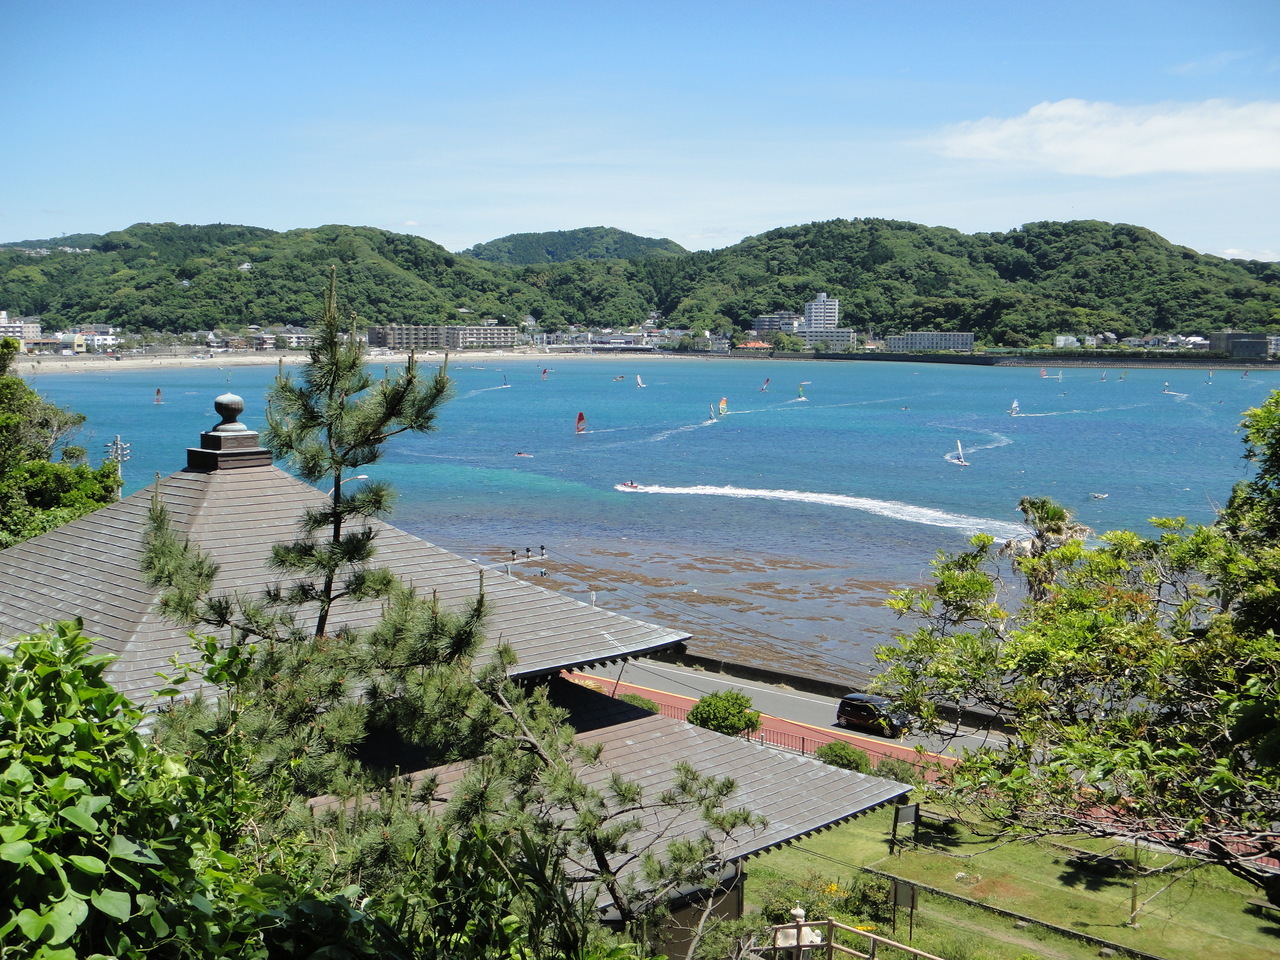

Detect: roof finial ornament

[212,393,249,434]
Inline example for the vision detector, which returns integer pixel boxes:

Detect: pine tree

[264,265,453,640]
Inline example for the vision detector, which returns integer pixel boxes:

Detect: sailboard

[953,440,969,467]
[719,397,728,415]
[1009,399,1020,416]
[155,388,163,404]
[709,402,718,421]
[760,377,770,392]
[636,375,646,388]
[542,368,548,381]
[575,412,586,434]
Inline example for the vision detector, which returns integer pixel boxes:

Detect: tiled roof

[313,677,910,900]
[544,677,911,867]
[0,425,687,702]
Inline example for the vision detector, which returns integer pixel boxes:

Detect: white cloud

[1170,50,1255,76]
[930,99,1280,176]
[1219,247,1280,262]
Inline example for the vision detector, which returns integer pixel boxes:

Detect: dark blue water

[26,357,1274,677]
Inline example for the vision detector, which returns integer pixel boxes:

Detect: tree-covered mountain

[633,219,1280,344]
[458,226,687,265]
[2,218,1277,344]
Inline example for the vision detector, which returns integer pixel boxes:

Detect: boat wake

[613,483,1026,538]
[1010,404,1138,418]
[460,385,513,399]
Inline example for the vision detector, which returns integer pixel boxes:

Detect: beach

[9,347,670,378]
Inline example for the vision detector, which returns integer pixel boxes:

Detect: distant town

[3,289,1277,361]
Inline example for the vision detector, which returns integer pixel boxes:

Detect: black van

[836,693,909,738]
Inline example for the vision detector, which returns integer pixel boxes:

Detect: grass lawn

[744,807,1280,960]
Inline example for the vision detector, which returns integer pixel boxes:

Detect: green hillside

[458,226,687,265]
[635,218,1280,343]
[1,218,1276,344]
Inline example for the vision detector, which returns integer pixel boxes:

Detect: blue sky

[4,1,1278,259]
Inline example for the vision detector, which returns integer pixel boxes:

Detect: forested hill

[645,219,1280,344]
[2,218,1277,343]
[458,227,687,264]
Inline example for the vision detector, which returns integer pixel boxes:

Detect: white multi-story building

[793,327,856,351]
[368,324,518,351]
[804,292,839,328]
[883,331,975,353]
[0,314,42,342]
[752,310,803,333]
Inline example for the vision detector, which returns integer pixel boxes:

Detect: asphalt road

[583,658,1004,759]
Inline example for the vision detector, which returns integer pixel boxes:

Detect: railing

[756,916,950,960]
[654,702,825,753]
[652,700,931,780]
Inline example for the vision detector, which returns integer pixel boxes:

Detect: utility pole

[103,435,130,498]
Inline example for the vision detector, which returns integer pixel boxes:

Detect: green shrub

[686,689,762,736]
[619,692,660,712]
[874,756,923,785]
[814,740,872,772]
[758,871,892,926]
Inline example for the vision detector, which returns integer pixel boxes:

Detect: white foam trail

[613,483,1026,538]
[459,385,511,399]
[643,420,717,442]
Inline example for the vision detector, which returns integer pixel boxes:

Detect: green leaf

[107,834,161,865]
[149,909,171,938]
[90,888,133,921]
[58,807,99,832]
[3,761,34,788]
[46,896,89,943]
[67,854,106,875]
[0,839,33,863]
[15,908,47,940]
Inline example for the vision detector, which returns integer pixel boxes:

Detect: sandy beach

[10,348,673,378]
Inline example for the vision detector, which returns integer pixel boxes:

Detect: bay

[26,357,1276,682]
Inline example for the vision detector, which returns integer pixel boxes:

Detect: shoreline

[15,348,1275,379]
[11,348,645,378]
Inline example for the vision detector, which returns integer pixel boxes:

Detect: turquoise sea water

[26,357,1279,678]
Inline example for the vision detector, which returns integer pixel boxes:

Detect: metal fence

[651,699,931,781]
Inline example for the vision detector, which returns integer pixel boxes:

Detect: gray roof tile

[0,458,687,700]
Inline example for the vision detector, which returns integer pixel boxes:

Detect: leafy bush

[0,623,243,957]
[814,740,871,772]
[619,692,660,712]
[758,871,891,926]
[686,689,761,736]
[874,756,924,786]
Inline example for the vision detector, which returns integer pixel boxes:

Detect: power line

[103,434,130,498]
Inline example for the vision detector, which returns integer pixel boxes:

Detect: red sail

[575,412,586,434]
